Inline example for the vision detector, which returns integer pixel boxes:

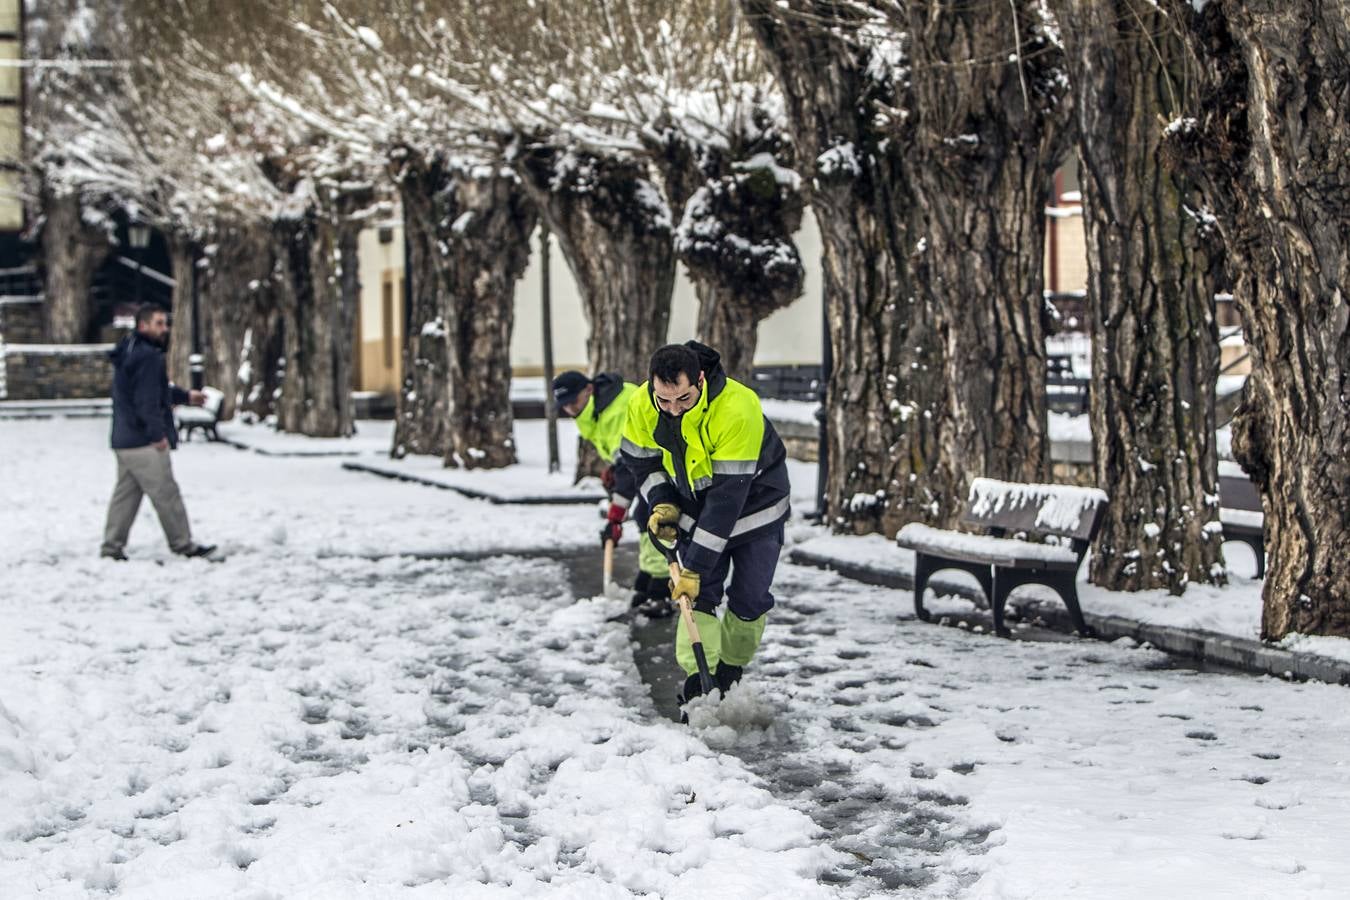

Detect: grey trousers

[101,447,193,554]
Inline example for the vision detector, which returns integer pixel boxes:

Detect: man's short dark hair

[135,303,168,326]
[650,344,701,385]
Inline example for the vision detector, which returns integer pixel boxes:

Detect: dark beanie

[551,370,590,407]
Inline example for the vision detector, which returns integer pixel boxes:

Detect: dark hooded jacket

[109,333,189,449]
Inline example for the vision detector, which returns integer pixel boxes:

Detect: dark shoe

[631,571,655,608]
[715,663,743,694]
[100,549,128,562]
[635,596,675,619]
[176,543,219,560]
[677,672,708,724]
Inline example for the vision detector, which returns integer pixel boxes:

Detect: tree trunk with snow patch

[271,189,359,439]
[167,235,196,389]
[514,146,675,480]
[744,0,948,535]
[1052,0,1225,594]
[906,0,1069,507]
[39,188,109,343]
[393,152,533,468]
[1165,0,1350,637]
[649,127,806,382]
[192,219,283,424]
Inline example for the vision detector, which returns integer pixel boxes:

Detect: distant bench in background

[175,386,224,443]
[1219,461,1265,579]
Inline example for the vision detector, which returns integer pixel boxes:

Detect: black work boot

[715,663,743,694]
[630,572,653,608]
[636,584,675,618]
[677,672,709,724]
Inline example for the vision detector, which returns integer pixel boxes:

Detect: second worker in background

[553,369,673,614]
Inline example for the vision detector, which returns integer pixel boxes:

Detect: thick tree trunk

[907,2,1069,502]
[680,165,806,382]
[744,1,948,534]
[167,235,196,387]
[1053,0,1225,594]
[393,152,534,468]
[1166,2,1350,637]
[514,146,675,479]
[650,126,806,382]
[262,181,369,439]
[191,220,282,423]
[271,195,356,439]
[39,189,108,343]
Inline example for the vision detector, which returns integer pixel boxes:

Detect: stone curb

[341,460,605,506]
[788,547,1350,687]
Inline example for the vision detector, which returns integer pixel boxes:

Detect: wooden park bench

[896,478,1109,638]
[1218,462,1265,578]
[1045,353,1089,415]
[175,386,225,443]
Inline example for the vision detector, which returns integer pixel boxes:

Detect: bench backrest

[961,477,1109,547]
[1218,473,1261,513]
[201,386,225,418]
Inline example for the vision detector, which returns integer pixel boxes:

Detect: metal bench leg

[1049,573,1095,638]
[1248,537,1266,579]
[914,553,934,621]
[971,566,993,610]
[991,569,1012,639]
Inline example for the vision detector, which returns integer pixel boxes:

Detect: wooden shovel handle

[603,539,615,586]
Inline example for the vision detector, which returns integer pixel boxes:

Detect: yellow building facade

[0,0,22,234]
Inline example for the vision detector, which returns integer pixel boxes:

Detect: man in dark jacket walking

[100,304,216,561]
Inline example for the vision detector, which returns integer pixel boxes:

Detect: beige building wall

[1047,209,1089,294]
[354,226,405,395]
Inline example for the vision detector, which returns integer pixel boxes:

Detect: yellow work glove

[647,502,681,544]
[669,567,701,603]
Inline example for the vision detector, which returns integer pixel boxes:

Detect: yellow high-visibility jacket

[620,341,790,573]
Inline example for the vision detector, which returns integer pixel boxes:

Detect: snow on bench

[175,386,224,442]
[897,478,1109,638]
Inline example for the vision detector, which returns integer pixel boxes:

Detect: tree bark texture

[744,1,948,534]
[515,146,675,479]
[167,235,196,388]
[650,119,806,382]
[393,151,534,468]
[271,187,358,440]
[204,221,283,423]
[1053,0,1225,594]
[38,188,110,343]
[906,1,1069,503]
[1165,1,1350,637]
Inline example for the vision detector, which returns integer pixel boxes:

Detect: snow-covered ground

[4,417,1350,897]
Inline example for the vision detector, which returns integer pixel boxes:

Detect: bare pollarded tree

[527,1,808,382]
[1165,0,1350,637]
[25,0,136,342]
[1050,0,1225,594]
[244,1,539,463]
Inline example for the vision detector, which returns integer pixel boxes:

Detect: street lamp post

[189,243,204,390]
[540,224,560,474]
